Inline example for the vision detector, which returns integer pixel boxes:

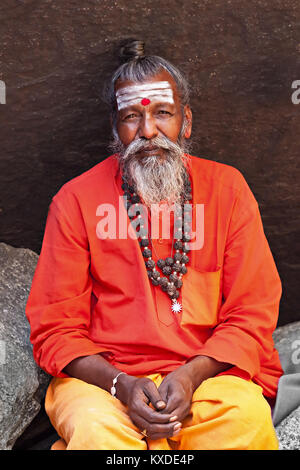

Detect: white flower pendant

[171,300,182,313]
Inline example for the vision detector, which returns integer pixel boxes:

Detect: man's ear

[183,105,192,139]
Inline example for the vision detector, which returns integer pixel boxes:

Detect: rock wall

[0,243,50,450]
[0,0,299,326]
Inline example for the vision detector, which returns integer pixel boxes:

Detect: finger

[162,401,191,423]
[131,412,182,440]
[156,382,184,423]
[130,381,175,424]
[151,421,182,440]
[136,399,175,424]
[157,387,187,419]
[157,383,180,415]
[143,380,167,411]
[157,381,169,405]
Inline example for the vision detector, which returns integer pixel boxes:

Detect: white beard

[112,135,189,207]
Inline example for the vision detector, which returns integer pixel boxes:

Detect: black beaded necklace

[121,172,192,314]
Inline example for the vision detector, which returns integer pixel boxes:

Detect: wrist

[115,373,137,405]
[185,355,232,390]
[182,359,203,391]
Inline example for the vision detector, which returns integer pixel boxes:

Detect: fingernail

[173,422,182,431]
[156,401,166,408]
[173,428,181,436]
[169,415,178,422]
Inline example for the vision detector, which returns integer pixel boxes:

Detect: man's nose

[138,114,159,140]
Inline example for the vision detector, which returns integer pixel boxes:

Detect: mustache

[121,136,183,161]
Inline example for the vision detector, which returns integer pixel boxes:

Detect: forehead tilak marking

[118,90,173,109]
[116,81,172,97]
[116,81,174,110]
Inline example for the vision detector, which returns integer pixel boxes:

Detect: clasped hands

[118,366,195,440]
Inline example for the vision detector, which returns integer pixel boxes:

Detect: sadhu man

[26,40,283,450]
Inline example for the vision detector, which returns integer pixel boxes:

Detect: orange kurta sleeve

[25,188,109,377]
[195,176,282,388]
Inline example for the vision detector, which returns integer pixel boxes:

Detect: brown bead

[142,248,152,258]
[181,254,189,264]
[174,230,182,239]
[159,277,168,286]
[182,243,190,253]
[174,278,183,288]
[162,266,172,275]
[131,195,140,204]
[172,264,181,272]
[157,259,166,269]
[173,252,182,262]
[151,270,160,279]
[146,259,155,269]
[123,191,132,200]
[183,233,191,242]
[169,273,178,283]
[167,285,176,296]
[173,290,180,299]
[151,278,160,286]
[174,240,183,250]
[165,257,174,266]
[181,265,188,274]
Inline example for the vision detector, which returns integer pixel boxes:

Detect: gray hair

[103,40,190,132]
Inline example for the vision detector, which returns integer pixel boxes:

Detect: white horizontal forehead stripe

[116,81,171,97]
[118,90,173,106]
[116,82,174,110]
[119,89,173,100]
[118,96,174,110]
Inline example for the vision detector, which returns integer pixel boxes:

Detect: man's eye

[124,113,137,120]
[158,110,171,115]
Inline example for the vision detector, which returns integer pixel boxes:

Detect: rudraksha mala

[121,172,192,313]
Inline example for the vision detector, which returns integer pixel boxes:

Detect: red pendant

[141,98,151,106]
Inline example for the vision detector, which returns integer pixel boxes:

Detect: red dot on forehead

[141,98,151,106]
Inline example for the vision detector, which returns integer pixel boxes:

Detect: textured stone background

[0,243,50,449]
[0,0,299,326]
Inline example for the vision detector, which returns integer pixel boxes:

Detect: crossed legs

[45,374,278,450]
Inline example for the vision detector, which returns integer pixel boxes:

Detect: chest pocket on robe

[181,266,222,329]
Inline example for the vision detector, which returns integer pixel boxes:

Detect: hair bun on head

[118,39,145,63]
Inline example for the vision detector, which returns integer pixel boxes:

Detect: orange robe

[26,154,283,399]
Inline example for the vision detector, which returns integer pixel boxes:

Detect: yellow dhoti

[45,374,278,450]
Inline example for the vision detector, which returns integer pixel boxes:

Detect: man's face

[115,69,192,161]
